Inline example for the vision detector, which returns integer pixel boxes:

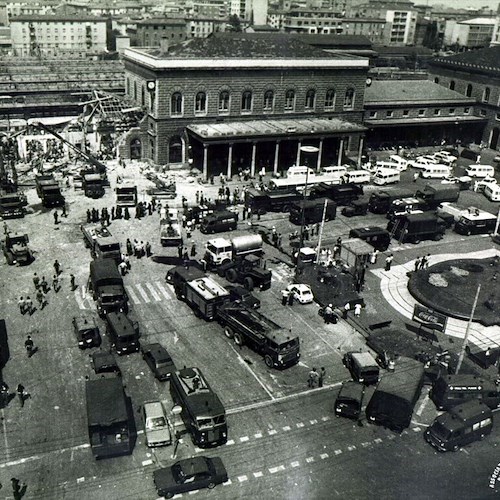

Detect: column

[227,143,233,179]
[274,141,280,175]
[316,138,323,172]
[296,140,302,166]
[250,142,256,177]
[202,144,208,180]
[337,138,344,166]
[357,136,364,167]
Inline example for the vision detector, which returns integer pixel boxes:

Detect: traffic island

[408,257,500,327]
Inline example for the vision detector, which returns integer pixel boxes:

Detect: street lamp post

[298,146,319,251]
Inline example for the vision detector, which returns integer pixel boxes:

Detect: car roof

[177,457,210,475]
[290,283,311,291]
[144,401,165,417]
[142,343,170,358]
[92,351,118,370]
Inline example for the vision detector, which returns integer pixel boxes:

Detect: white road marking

[146,282,161,301]
[361,442,370,447]
[225,439,235,446]
[334,450,342,455]
[76,477,85,484]
[254,433,263,439]
[223,479,232,486]
[320,453,329,459]
[240,436,249,442]
[155,281,173,300]
[296,422,304,428]
[142,459,153,466]
[269,465,285,474]
[374,438,383,444]
[291,461,300,468]
[306,457,314,463]
[238,475,248,482]
[1,409,9,462]
[321,416,330,422]
[416,394,430,416]
[253,471,264,478]
[310,419,318,425]
[268,429,277,435]
[413,427,421,432]
[74,287,87,310]
[135,284,151,303]
[283,426,291,431]
[126,286,141,304]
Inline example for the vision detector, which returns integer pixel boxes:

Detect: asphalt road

[0,153,499,499]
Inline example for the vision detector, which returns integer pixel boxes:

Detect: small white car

[408,156,438,169]
[474,176,497,193]
[286,284,314,304]
[433,151,457,165]
[143,401,172,448]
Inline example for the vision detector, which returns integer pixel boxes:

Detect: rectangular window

[480,109,486,116]
[369,111,377,118]
[418,109,425,116]
[386,110,393,117]
[464,107,470,114]
[449,108,455,115]
[434,109,441,116]
[402,109,409,116]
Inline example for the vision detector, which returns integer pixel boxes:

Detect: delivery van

[389,155,409,171]
[483,183,500,201]
[342,170,371,185]
[334,381,365,420]
[200,210,238,234]
[373,168,400,186]
[421,164,452,179]
[343,351,380,385]
[465,165,495,178]
[286,165,314,178]
[425,400,493,452]
[375,161,401,171]
[454,208,496,236]
[322,165,347,178]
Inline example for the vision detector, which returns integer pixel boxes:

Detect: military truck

[204,235,263,267]
[387,213,446,244]
[415,183,460,210]
[88,259,128,317]
[216,301,300,369]
[289,198,336,225]
[116,185,137,207]
[368,188,415,214]
[244,188,302,215]
[2,233,33,265]
[309,183,363,206]
[35,174,65,207]
[82,172,105,198]
[160,207,182,247]
[0,193,28,219]
[81,224,121,262]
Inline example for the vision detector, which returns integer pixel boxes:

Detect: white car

[143,401,172,448]
[286,284,314,304]
[408,156,438,169]
[474,176,497,193]
[434,151,457,166]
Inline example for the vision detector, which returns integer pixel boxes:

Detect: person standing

[52,274,59,292]
[281,289,289,306]
[18,296,26,314]
[16,384,25,407]
[354,303,362,317]
[61,204,67,217]
[70,274,76,291]
[385,254,394,271]
[123,254,131,271]
[53,211,59,225]
[422,253,430,270]
[118,261,127,276]
[25,296,33,315]
[86,209,92,223]
[414,257,421,272]
[24,335,35,357]
[145,241,152,257]
[40,276,49,293]
[54,259,61,275]
[36,288,45,309]
[0,381,9,408]
[369,249,379,265]
[308,367,319,388]
[33,273,40,289]
[318,367,326,387]
[190,242,197,257]
[126,238,133,256]
[288,291,295,306]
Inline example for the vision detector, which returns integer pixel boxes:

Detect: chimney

[160,36,169,53]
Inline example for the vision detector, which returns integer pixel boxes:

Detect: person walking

[422,253,430,270]
[52,274,59,292]
[33,273,40,289]
[385,254,394,271]
[369,249,379,265]
[414,257,421,272]
[54,259,61,275]
[354,303,362,317]
[118,261,127,276]
[16,384,25,407]
[86,209,91,223]
[61,204,67,217]
[318,367,326,388]
[36,289,45,309]
[308,367,319,388]
[190,242,197,257]
[123,254,131,271]
[126,238,133,256]
[24,335,35,357]
[177,243,183,259]
[288,291,295,306]
[24,296,33,315]
[18,296,26,314]
[70,274,76,291]
[53,211,59,225]
[145,241,152,257]
[40,276,49,293]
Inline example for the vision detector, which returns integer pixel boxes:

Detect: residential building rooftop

[431,46,500,75]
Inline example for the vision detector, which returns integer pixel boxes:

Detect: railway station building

[122,33,369,179]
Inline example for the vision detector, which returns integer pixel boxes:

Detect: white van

[421,164,452,179]
[373,168,401,185]
[483,183,500,201]
[286,165,315,178]
[343,170,371,184]
[434,151,457,166]
[375,160,401,171]
[389,155,409,171]
[465,165,495,178]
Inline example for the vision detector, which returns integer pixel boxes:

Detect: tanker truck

[203,235,271,291]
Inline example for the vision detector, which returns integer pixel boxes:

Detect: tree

[228,14,242,32]
[422,21,441,51]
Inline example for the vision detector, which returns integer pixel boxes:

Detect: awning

[187,117,366,143]
[364,116,487,128]
[27,116,78,126]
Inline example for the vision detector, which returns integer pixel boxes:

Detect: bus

[430,374,500,411]
[170,367,227,447]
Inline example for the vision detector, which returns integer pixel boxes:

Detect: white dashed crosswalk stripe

[135,284,151,303]
[146,282,161,301]
[155,281,173,300]
[126,286,141,304]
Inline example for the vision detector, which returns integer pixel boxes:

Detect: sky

[426,0,498,11]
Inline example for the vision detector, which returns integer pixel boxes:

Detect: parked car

[143,401,172,448]
[286,284,314,304]
[73,314,101,349]
[226,285,261,309]
[153,456,228,498]
[474,176,497,193]
[91,351,121,377]
[141,343,176,381]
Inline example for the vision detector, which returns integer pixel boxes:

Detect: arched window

[325,89,336,110]
[125,77,129,95]
[434,77,439,84]
[344,88,355,110]
[305,89,316,110]
[141,85,145,106]
[466,84,473,97]
[449,80,455,90]
[195,91,207,114]
[171,92,183,115]
[285,89,295,111]
[264,90,274,111]
[241,90,252,112]
[483,87,490,103]
[219,91,230,113]
[133,81,137,101]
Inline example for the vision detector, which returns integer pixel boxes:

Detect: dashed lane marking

[254,433,263,439]
[238,475,248,482]
[268,429,277,435]
[240,436,249,442]
[126,286,141,304]
[306,457,314,463]
[253,471,264,478]
[283,426,291,431]
[291,461,300,468]
[269,465,286,474]
[156,281,173,300]
[320,453,329,460]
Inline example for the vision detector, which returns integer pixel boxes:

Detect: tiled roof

[294,34,373,48]
[364,80,475,104]
[11,15,106,22]
[431,46,500,75]
[149,33,361,59]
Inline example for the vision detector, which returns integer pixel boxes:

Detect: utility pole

[316,198,328,264]
[456,284,481,374]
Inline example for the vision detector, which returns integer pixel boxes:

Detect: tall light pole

[298,146,319,250]
[456,284,481,374]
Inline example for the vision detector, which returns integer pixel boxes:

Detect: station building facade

[122,33,369,179]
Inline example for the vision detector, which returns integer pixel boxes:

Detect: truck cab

[2,233,33,265]
[0,193,27,219]
[82,173,105,198]
[343,351,380,385]
[116,185,137,207]
[105,311,140,355]
[81,224,121,262]
[204,235,263,267]
[454,208,497,236]
[89,259,128,316]
[218,254,271,291]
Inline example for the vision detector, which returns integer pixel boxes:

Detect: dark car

[226,285,261,309]
[73,314,101,349]
[91,351,121,377]
[141,343,176,381]
[153,456,228,498]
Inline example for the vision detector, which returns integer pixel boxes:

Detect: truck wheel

[226,268,238,283]
[224,326,234,339]
[264,355,274,368]
[434,233,443,241]
[207,482,216,489]
[234,332,244,346]
[413,238,421,244]
[6,253,14,265]
[243,277,254,291]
